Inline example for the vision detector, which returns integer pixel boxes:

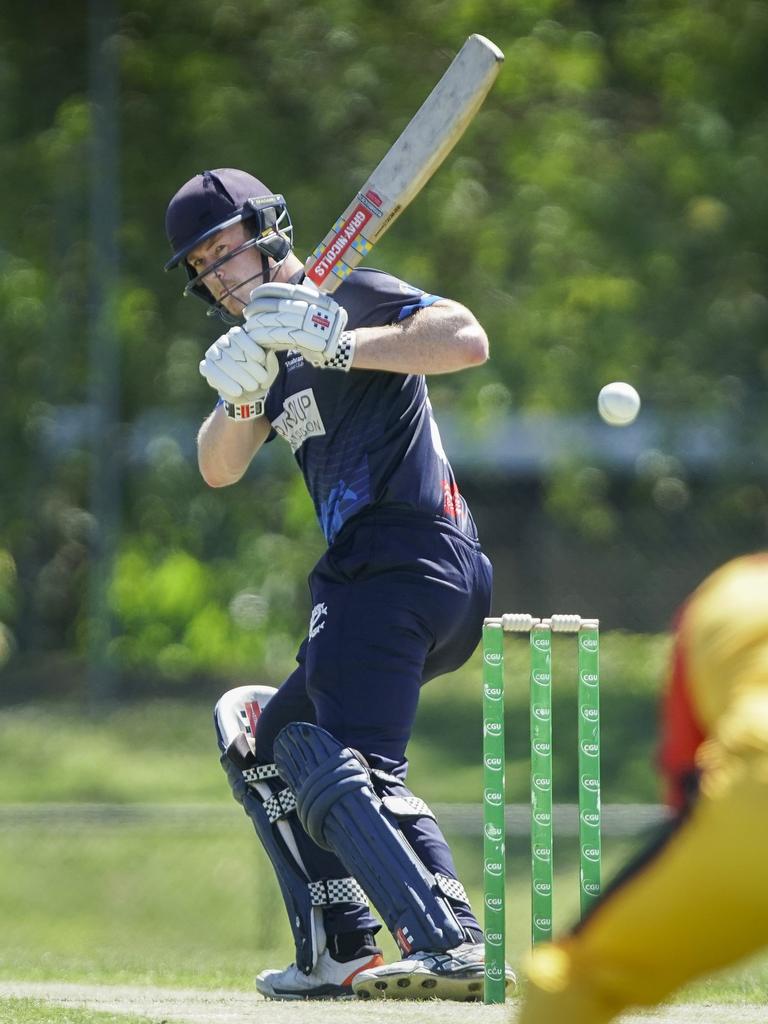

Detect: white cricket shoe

[256,948,385,1000]
[352,941,516,1002]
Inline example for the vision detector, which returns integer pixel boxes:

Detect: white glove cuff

[223,398,266,421]
[322,330,356,371]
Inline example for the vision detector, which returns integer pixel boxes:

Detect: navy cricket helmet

[164,168,294,322]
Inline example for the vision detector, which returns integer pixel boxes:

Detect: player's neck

[272,253,304,284]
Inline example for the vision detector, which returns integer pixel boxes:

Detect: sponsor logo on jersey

[284,352,304,372]
[273,388,326,452]
[309,602,327,641]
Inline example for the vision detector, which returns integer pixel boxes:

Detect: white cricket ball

[597,382,641,426]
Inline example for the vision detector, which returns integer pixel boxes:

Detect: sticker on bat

[306,203,373,285]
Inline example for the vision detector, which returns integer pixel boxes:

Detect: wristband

[223,398,266,420]
[322,330,356,371]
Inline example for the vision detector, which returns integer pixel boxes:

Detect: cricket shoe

[352,941,516,1002]
[256,947,385,1000]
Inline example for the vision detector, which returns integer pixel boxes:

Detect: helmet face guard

[180,196,293,323]
[164,170,294,324]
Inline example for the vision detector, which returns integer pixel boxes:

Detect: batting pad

[274,721,464,955]
[216,687,370,975]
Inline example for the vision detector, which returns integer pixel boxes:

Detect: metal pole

[86,0,121,708]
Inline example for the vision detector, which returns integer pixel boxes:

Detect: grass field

[3,984,768,1024]
[0,1000,153,1024]
[1,633,766,1020]
[1,817,604,988]
[1,813,767,1007]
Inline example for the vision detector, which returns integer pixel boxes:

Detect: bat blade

[305,34,504,293]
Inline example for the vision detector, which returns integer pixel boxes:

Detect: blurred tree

[0,0,766,684]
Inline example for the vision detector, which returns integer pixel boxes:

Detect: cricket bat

[304,34,504,293]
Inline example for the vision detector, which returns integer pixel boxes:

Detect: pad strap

[381,794,435,820]
[264,787,298,823]
[242,763,281,783]
[309,877,368,906]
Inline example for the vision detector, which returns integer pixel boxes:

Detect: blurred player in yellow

[517,553,768,1024]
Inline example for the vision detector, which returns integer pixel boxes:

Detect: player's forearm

[197,404,270,487]
[350,301,488,375]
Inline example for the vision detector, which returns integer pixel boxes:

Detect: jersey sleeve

[334,268,442,330]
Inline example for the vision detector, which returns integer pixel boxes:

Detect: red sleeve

[657,610,707,810]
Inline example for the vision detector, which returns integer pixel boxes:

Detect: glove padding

[243,282,356,371]
[199,325,279,420]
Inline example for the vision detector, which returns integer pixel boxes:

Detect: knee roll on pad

[274,721,465,955]
[214,684,278,753]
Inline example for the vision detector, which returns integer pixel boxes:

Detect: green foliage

[1,0,767,678]
[106,474,321,680]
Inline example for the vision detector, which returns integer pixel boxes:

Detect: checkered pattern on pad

[264,787,297,823]
[308,877,368,906]
[435,873,469,904]
[242,763,280,783]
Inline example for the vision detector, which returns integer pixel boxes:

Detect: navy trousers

[254,512,493,939]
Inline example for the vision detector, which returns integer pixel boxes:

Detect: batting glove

[243,282,357,371]
[199,325,280,421]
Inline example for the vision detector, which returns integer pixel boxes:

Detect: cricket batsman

[517,552,768,1023]
[163,168,515,1001]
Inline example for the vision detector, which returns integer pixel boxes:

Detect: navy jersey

[261,268,477,545]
